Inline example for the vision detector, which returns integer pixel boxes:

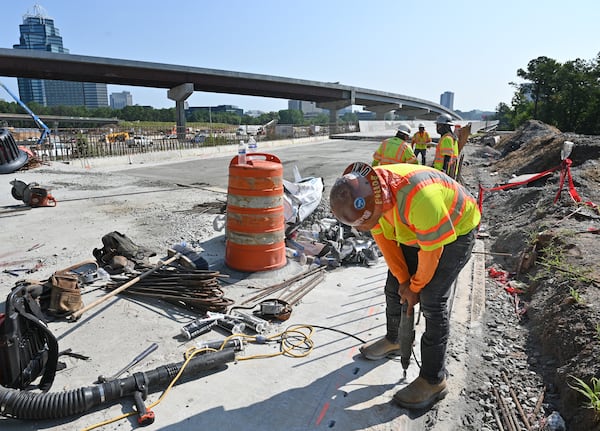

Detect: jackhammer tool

[96,342,158,383]
[398,302,416,378]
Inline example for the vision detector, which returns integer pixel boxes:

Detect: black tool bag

[93,231,156,266]
[0,282,59,391]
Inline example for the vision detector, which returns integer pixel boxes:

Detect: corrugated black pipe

[0,348,235,420]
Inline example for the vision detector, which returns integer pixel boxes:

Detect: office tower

[440,91,454,110]
[287,100,328,117]
[110,91,133,109]
[13,5,108,108]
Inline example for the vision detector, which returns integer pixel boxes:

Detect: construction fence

[13,123,354,162]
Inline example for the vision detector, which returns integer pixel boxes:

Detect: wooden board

[457,122,471,153]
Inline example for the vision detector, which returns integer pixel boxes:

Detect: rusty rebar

[240,266,324,305]
[492,386,517,431]
[502,371,532,430]
[280,269,325,306]
[492,408,505,431]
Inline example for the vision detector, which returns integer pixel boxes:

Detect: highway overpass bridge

[0,47,460,132]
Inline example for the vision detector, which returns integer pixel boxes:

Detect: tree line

[0,97,358,129]
[495,53,600,134]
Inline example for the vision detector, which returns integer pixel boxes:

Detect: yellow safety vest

[372,137,418,166]
[433,132,458,174]
[411,131,431,150]
[371,164,480,251]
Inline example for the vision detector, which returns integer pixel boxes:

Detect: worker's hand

[397,281,409,298]
[398,282,420,316]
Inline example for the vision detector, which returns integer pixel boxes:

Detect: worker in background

[410,123,432,165]
[372,125,418,166]
[432,114,459,177]
[329,161,480,411]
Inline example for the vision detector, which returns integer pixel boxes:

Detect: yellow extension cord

[81,324,315,431]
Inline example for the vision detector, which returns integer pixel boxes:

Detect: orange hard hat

[329,162,383,231]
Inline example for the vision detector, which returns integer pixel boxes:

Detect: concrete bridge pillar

[167,83,194,139]
[317,100,352,134]
[364,103,401,120]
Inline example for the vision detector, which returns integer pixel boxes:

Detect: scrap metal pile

[286,217,380,268]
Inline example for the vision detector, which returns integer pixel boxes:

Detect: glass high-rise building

[13,5,108,108]
[110,91,133,109]
[440,91,454,110]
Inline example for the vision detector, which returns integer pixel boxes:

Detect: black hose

[0,348,235,420]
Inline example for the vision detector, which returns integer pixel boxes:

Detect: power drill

[398,301,416,378]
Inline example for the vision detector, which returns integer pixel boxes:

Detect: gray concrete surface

[0,136,485,431]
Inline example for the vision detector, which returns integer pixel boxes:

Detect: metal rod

[533,386,545,417]
[493,387,516,431]
[492,408,505,431]
[471,251,515,257]
[241,266,324,305]
[69,253,181,320]
[280,269,325,306]
[502,371,532,430]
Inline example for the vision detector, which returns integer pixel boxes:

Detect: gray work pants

[384,229,475,384]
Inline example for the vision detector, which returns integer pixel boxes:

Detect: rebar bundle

[106,268,233,313]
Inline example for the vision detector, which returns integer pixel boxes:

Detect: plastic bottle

[238,140,247,164]
[285,247,307,265]
[247,136,257,154]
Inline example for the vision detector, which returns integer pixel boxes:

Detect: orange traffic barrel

[225,153,286,272]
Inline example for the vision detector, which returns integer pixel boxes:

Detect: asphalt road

[119,138,382,190]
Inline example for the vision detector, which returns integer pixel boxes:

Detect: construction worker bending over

[372,125,418,166]
[329,161,480,411]
[411,123,432,165]
[432,114,459,177]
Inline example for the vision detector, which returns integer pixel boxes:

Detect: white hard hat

[418,123,425,128]
[397,124,411,136]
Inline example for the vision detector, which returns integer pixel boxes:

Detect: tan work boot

[392,376,448,410]
[359,336,401,360]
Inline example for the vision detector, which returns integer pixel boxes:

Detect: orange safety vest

[411,131,432,150]
[371,164,480,251]
[372,137,418,166]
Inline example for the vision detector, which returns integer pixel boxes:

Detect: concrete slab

[0,140,485,431]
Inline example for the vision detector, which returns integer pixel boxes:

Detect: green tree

[340,112,358,123]
[278,109,303,124]
[507,53,600,134]
[516,56,561,122]
[554,58,593,132]
[495,102,513,131]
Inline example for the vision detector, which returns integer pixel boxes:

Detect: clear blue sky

[1,0,598,113]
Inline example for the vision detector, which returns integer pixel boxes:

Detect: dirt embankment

[457,120,600,430]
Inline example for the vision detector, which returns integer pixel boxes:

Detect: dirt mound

[492,119,600,176]
[459,120,600,430]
